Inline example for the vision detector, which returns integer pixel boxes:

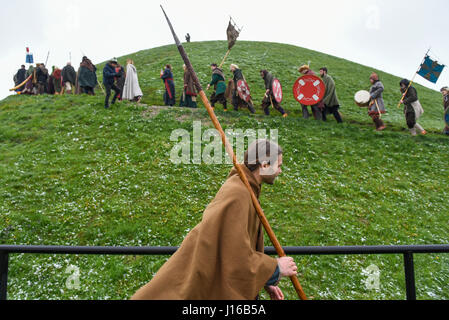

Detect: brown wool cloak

[183,69,197,97]
[131,166,278,300]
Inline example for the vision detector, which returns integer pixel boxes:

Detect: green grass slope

[0,41,448,300]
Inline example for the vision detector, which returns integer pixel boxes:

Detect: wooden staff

[97,79,106,96]
[219,49,231,69]
[161,6,307,301]
[374,99,382,119]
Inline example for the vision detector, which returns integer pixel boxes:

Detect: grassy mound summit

[1,41,448,300]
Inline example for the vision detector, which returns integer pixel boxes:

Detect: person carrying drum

[319,67,343,123]
[399,79,426,136]
[368,73,386,131]
[230,64,256,114]
[299,65,324,121]
[441,86,449,136]
[260,70,288,118]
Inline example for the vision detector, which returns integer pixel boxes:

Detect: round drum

[355,90,371,108]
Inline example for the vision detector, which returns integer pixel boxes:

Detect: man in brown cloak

[131,140,298,300]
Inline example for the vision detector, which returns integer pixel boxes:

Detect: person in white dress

[122,59,143,103]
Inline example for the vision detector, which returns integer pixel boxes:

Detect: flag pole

[397,48,431,109]
[219,49,231,69]
[161,5,308,301]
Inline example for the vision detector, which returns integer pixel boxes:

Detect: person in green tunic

[230,64,256,114]
[207,63,227,111]
[180,64,198,108]
[319,67,343,123]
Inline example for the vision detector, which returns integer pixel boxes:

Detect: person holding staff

[131,140,298,300]
[400,79,426,136]
[368,73,386,131]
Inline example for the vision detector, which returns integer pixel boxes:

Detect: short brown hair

[244,140,283,172]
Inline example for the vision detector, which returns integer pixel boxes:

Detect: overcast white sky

[1,0,448,100]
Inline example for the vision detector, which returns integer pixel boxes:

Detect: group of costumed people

[12,57,143,108]
[13,58,449,135]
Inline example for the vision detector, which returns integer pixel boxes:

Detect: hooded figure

[78,56,97,95]
[62,63,77,94]
[122,60,143,102]
[131,140,298,301]
[400,79,426,136]
[180,64,197,108]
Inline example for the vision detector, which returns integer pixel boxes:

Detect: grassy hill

[1,41,448,300]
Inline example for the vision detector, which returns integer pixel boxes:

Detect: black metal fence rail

[1,244,449,301]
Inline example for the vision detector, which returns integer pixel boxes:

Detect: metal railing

[1,244,449,301]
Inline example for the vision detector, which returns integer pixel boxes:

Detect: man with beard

[207,63,228,111]
[319,67,343,123]
[230,64,256,114]
[131,139,298,300]
[260,70,287,118]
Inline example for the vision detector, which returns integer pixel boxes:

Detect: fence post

[0,252,9,300]
[403,252,416,301]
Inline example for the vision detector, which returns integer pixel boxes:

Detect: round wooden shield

[236,80,252,103]
[272,79,283,103]
[293,75,326,106]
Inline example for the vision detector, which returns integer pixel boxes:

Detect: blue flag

[417,55,445,84]
[26,54,34,64]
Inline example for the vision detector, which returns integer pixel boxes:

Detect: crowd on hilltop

[12,56,449,136]
[12,57,143,108]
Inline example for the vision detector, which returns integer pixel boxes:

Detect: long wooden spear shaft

[161,6,307,301]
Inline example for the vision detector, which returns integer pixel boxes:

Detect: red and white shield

[293,75,326,106]
[237,80,252,103]
[272,79,283,104]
